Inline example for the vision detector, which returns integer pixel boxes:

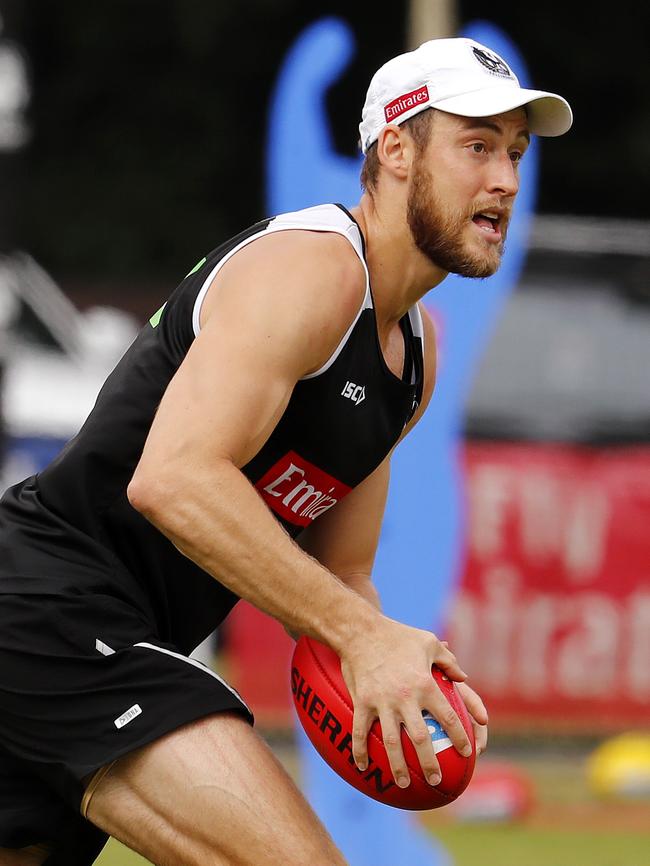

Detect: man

[0,37,571,866]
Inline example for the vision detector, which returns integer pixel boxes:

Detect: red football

[291,635,475,810]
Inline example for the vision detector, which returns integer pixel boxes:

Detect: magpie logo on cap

[471,46,513,79]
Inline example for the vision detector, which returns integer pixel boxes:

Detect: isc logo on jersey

[255,451,352,527]
[341,381,366,405]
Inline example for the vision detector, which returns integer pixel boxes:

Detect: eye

[471,142,487,154]
[510,150,524,164]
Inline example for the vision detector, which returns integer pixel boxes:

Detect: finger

[351,707,372,772]
[379,716,411,788]
[403,711,441,786]
[457,682,489,726]
[426,683,472,758]
[432,642,468,682]
[474,722,488,756]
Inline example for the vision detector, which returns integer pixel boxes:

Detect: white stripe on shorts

[134,641,250,712]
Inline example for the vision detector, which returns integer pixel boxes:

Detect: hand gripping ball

[291,636,475,810]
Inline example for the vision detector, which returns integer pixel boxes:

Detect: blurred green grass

[97,824,650,866]
[97,840,148,865]
[97,825,650,866]
[428,825,649,866]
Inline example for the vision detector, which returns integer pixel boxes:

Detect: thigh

[87,712,348,866]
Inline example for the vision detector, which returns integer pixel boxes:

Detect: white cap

[359,37,573,153]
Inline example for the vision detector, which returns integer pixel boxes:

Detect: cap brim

[432,87,573,137]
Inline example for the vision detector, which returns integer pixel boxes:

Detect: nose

[487,153,519,199]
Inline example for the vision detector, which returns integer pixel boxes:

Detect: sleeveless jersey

[0,204,424,653]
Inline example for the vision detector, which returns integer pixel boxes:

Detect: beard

[407,159,508,278]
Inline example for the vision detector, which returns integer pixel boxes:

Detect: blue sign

[267,18,538,866]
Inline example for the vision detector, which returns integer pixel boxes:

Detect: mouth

[471,210,504,243]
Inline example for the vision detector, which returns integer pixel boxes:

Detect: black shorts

[0,587,252,863]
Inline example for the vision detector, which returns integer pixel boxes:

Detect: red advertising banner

[227,443,650,731]
[446,443,650,730]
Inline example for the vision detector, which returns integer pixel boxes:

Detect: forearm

[128,457,381,653]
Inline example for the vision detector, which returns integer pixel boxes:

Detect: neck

[348,193,448,329]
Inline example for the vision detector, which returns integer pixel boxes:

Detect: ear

[376,124,412,181]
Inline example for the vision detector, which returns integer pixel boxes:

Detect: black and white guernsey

[0,204,424,653]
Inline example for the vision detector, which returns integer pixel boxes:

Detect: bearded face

[406,153,510,278]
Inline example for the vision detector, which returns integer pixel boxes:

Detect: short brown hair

[360,108,435,195]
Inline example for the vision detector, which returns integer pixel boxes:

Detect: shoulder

[199,225,368,378]
[244,226,366,298]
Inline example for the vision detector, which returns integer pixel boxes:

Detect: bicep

[141,309,296,473]
[136,232,366,476]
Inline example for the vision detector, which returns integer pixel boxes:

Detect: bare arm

[128,241,473,788]
[128,230,380,650]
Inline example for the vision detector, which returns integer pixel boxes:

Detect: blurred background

[0,1,648,864]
